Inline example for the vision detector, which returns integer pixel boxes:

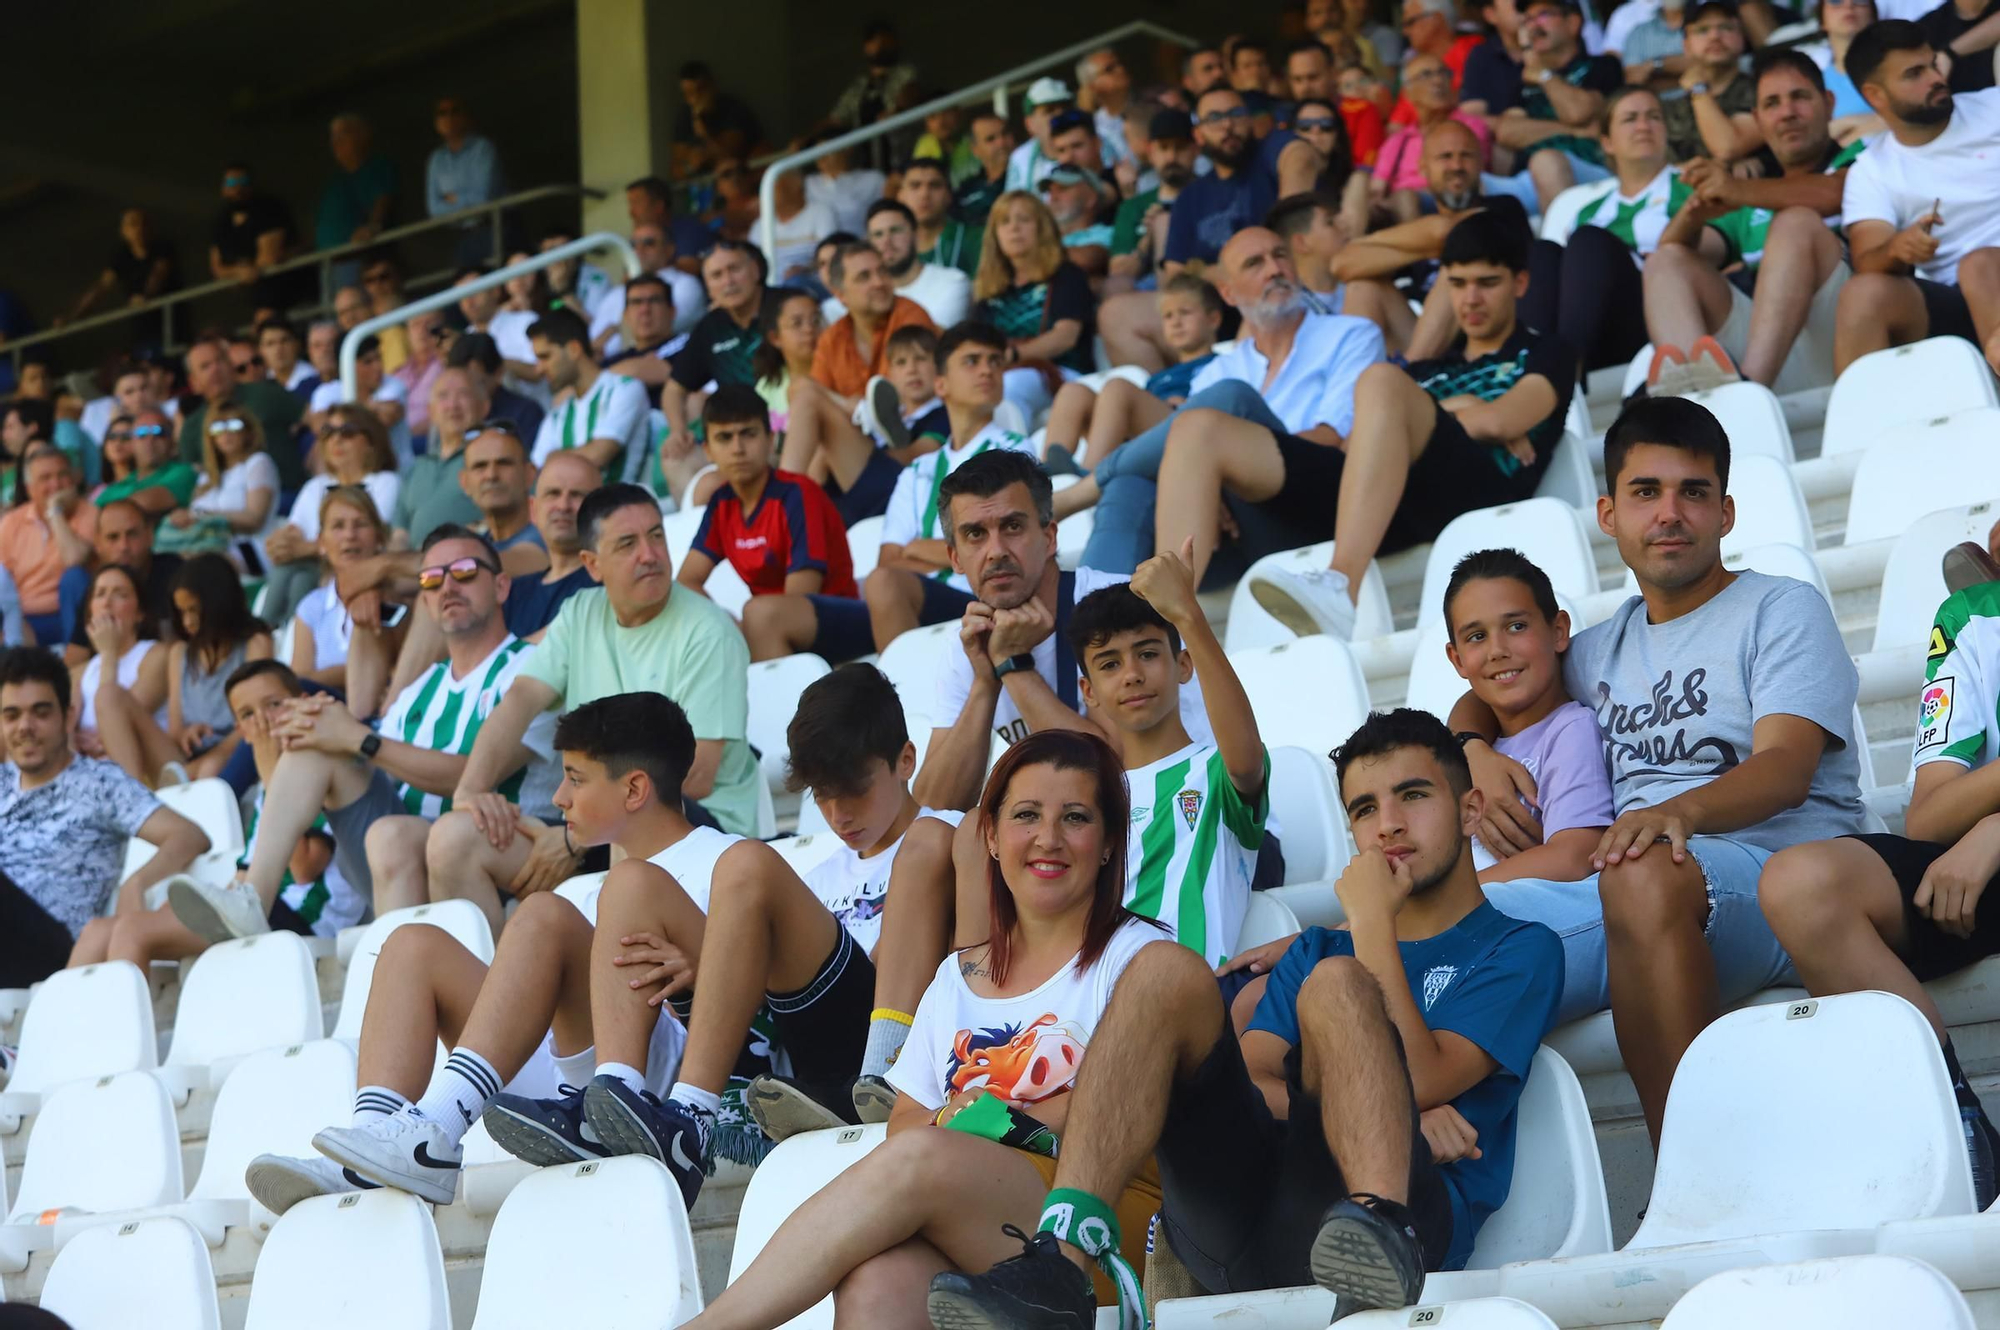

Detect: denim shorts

[1481,835,1796,1027]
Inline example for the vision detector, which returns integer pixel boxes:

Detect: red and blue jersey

[693,469,857,598]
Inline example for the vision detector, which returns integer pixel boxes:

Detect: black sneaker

[1962,1098,2000,1210]
[1042,443,1083,477]
[1308,1193,1426,1312]
[582,1074,709,1208]
[482,1083,608,1166]
[746,1074,860,1142]
[927,1225,1096,1330]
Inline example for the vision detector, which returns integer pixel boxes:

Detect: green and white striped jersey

[379,634,551,818]
[1916,582,2000,772]
[1123,743,1268,967]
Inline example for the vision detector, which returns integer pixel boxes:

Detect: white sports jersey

[554,825,745,924]
[1916,582,2000,772]
[530,370,653,485]
[1123,743,1266,966]
[804,808,964,955]
[378,635,555,819]
[877,421,1038,594]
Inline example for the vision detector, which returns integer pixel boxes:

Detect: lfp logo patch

[1917,676,1955,753]
[1177,789,1203,830]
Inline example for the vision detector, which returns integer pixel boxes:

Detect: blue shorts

[831,449,902,527]
[1481,835,1794,1027]
[916,577,975,626]
[804,594,877,663]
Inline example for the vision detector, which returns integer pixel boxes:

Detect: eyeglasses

[1197,107,1250,125]
[1294,116,1340,131]
[325,422,366,437]
[131,425,166,439]
[208,418,247,434]
[104,431,133,443]
[417,556,499,590]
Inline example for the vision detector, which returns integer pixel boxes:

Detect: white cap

[1025,77,1073,109]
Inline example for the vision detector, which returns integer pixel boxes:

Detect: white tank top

[79,639,167,733]
[555,826,743,925]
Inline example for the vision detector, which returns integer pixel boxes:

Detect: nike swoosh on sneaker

[413,1142,460,1171]
[670,1132,696,1175]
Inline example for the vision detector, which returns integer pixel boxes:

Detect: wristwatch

[992,653,1037,681]
[1689,80,1711,97]
[359,732,382,760]
[1453,730,1490,748]
[1533,66,1555,84]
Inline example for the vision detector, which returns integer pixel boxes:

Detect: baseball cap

[1025,77,1074,109]
[1049,108,1093,137]
[1040,165,1096,189]
[1685,0,1740,21]
[1149,108,1195,143]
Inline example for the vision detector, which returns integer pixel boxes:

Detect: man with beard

[1642,50,1864,396]
[528,309,652,486]
[1833,19,2000,373]
[810,242,937,402]
[926,707,1563,1320]
[899,159,981,276]
[863,199,970,326]
[1494,0,1625,212]
[1042,166,1113,277]
[1165,88,1280,271]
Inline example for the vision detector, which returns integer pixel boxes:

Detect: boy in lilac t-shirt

[1441,549,1614,882]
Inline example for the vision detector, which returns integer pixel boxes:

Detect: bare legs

[1098,291,1171,374]
[1740,209,1844,386]
[1327,363,1438,595]
[364,814,435,917]
[1151,409,1290,585]
[781,376,881,491]
[1835,272,1932,375]
[242,749,377,912]
[1045,378,1173,470]
[863,567,928,652]
[586,858,711,1073]
[1341,280,1419,357]
[425,807,537,939]
[90,682,184,786]
[69,908,210,969]
[1642,244,1736,355]
[1600,850,1719,1148]
[867,817,962,1017]
[741,594,826,662]
[1526,148,1579,215]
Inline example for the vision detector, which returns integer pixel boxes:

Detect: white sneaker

[167,875,270,944]
[245,1151,379,1215]
[1248,567,1357,640]
[156,760,190,788]
[313,1110,463,1206]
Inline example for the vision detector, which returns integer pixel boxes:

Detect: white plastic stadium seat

[243,1189,451,1330]
[163,931,325,1080]
[1874,1211,2000,1306]
[332,900,495,1042]
[0,960,157,1129]
[767,833,846,878]
[1266,746,1353,884]
[1725,541,1830,604]
[1873,500,2000,653]
[1403,620,1461,723]
[122,777,245,888]
[1224,545,1394,651]
[746,654,833,794]
[1719,455,1814,557]
[1499,993,1975,1325]
[1846,411,2000,545]
[471,1156,703,1327]
[1822,337,1999,457]
[1417,499,1598,631]
[877,621,958,721]
[1680,380,1795,464]
[1153,1048,1609,1327]
[729,1124,888,1329]
[40,1215,222,1330]
[1335,1299,1559,1328]
[1230,638,1373,768]
[1,1071,184,1272]
[847,515,884,582]
[1236,893,1302,952]
[1533,432,1597,511]
[184,1040,357,1239]
[1659,1254,1973,1329]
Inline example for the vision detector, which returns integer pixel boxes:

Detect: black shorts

[0,869,77,988]
[806,594,877,663]
[1244,414,1542,564]
[831,449,904,526]
[1915,279,1979,343]
[917,576,976,626]
[765,923,877,1083]
[1848,832,2000,981]
[1155,1026,1456,1294]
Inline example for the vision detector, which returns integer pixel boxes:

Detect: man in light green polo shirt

[443,482,759,886]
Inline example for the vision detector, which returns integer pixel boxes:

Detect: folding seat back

[1874,500,1999,654]
[1465,1048,1614,1268]
[1417,500,1598,631]
[7,1071,183,1222]
[1224,544,1393,651]
[1265,746,1352,885]
[1684,381,1795,464]
[5,960,157,1098]
[123,778,246,887]
[1229,637,1373,768]
[847,515,884,582]
[1823,338,1998,457]
[746,653,833,793]
[728,1124,888,1330]
[40,1215,222,1330]
[165,931,324,1071]
[332,901,494,1041]
[470,1156,703,1327]
[1534,432,1598,511]
[1846,411,2000,545]
[1659,1254,1974,1329]
[243,1190,450,1329]
[187,1040,356,1207]
[1720,455,1814,558]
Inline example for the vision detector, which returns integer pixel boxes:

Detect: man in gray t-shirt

[1456,397,1865,1150]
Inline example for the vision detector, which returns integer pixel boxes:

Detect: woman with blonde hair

[290,485,406,718]
[973,191,1095,423]
[164,405,279,566]
[260,404,401,626]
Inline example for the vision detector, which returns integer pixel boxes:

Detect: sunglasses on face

[132,425,166,439]
[208,418,247,434]
[1294,116,1340,131]
[1198,107,1250,125]
[104,431,133,443]
[326,422,366,437]
[417,556,499,591]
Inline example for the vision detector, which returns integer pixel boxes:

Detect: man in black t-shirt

[1494,0,1625,210]
[1919,0,2000,93]
[208,163,303,312]
[1235,213,1574,641]
[660,240,781,498]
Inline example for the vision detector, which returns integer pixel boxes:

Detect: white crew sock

[412,1048,503,1145]
[352,1085,410,1126]
[595,1060,647,1096]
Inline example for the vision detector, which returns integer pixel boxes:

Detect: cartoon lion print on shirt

[944,1013,1089,1103]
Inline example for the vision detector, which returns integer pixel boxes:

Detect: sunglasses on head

[132,425,166,439]
[417,556,498,590]
[208,418,247,435]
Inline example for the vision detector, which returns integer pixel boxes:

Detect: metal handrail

[756,20,1198,263]
[9,182,602,376]
[338,231,641,400]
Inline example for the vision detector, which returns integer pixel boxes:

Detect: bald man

[1058,225,1386,578]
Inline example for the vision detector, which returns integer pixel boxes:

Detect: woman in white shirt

[69,562,170,781]
[260,405,401,628]
[173,407,279,569]
[683,729,1168,1330]
[291,485,406,719]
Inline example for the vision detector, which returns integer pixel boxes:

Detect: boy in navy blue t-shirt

[930,708,1563,1322]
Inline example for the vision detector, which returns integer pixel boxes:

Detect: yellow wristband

[933,1104,950,1126]
[871,1007,915,1027]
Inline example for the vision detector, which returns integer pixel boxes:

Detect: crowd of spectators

[7,3,2000,1324]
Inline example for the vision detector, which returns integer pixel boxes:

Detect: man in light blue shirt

[427,98,505,264]
[1065,224,1384,576]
